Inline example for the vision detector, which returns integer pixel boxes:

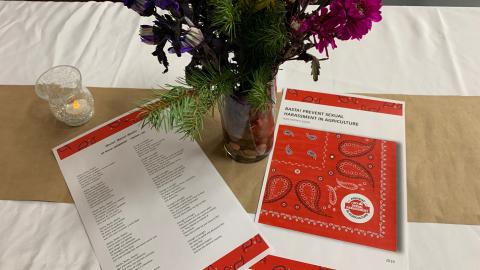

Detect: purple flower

[183,27,204,48]
[124,0,155,16]
[139,25,156,45]
[336,0,382,40]
[155,0,180,13]
[168,27,204,54]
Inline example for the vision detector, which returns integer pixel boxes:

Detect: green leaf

[311,55,320,81]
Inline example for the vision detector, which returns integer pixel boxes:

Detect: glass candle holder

[35,65,94,126]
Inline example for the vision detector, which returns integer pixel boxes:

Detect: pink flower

[300,6,346,56]
[345,0,382,21]
[300,0,382,55]
[337,0,383,40]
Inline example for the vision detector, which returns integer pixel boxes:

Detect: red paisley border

[285,89,403,116]
[250,255,333,270]
[56,110,143,160]
[203,234,269,270]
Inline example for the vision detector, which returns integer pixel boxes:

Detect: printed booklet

[255,89,409,269]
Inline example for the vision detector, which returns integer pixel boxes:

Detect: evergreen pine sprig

[254,0,276,11]
[140,86,194,138]
[238,0,275,11]
[244,1,288,59]
[141,66,236,139]
[209,0,240,38]
[247,65,274,111]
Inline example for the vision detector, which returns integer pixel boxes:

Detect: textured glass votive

[35,65,94,126]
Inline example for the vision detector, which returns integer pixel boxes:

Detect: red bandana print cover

[250,255,332,270]
[258,125,397,251]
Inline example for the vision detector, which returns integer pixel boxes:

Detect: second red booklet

[256,89,402,253]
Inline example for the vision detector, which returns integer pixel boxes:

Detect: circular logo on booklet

[341,193,374,224]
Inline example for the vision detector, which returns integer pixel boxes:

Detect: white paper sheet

[52,110,270,270]
[255,90,408,269]
[1,201,478,270]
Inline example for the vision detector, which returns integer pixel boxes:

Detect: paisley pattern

[327,185,337,205]
[305,133,317,141]
[307,149,317,160]
[285,89,403,116]
[337,96,359,105]
[283,129,294,137]
[336,159,374,187]
[302,96,321,104]
[338,139,375,157]
[263,175,292,203]
[259,115,397,251]
[295,180,329,216]
[285,144,293,156]
[336,179,359,190]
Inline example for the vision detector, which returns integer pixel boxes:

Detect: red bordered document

[250,255,333,270]
[53,109,270,270]
[255,89,409,269]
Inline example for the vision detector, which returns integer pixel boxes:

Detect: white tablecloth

[0,1,479,269]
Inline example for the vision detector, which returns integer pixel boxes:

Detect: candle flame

[72,100,80,109]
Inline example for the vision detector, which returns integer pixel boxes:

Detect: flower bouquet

[124,0,382,162]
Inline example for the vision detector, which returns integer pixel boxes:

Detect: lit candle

[65,99,89,115]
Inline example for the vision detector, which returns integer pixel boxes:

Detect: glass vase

[219,81,276,163]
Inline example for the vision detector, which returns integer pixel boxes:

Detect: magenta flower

[300,0,382,55]
[345,0,382,21]
[337,0,383,40]
[300,6,346,56]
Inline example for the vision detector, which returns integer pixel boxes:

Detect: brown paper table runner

[1,86,479,225]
